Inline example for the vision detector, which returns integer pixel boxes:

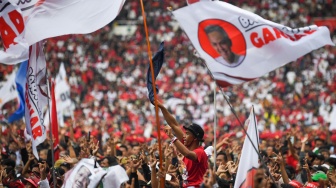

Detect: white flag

[24,42,48,159]
[0,71,18,109]
[62,159,107,188]
[55,63,71,112]
[24,0,126,45]
[0,0,29,64]
[173,1,334,87]
[234,108,259,188]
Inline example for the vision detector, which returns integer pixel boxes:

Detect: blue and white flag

[7,61,28,123]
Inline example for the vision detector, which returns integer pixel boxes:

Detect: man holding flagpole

[155,99,208,188]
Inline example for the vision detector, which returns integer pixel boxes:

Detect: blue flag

[147,42,164,104]
[8,61,28,123]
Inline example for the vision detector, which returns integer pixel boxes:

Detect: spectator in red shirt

[156,100,208,188]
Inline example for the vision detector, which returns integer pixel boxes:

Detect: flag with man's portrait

[172,1,334,87]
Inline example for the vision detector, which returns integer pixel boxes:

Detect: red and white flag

[0,0,29,64]
[24,0,126,45]
[186,0,211,5]
[173,1,334,87]
[50,80,60,160]
[234,108,259,188]
[24,42,48,159]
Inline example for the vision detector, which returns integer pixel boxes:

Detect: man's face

[216,154,226,167]
[184,130,196,148]
[207,31,232,62]
[100,158,109,168]
[132,146,141,155]
[266,147,273,156]
[73,166,91,188]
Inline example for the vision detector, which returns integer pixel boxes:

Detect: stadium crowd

[0,0,336,187]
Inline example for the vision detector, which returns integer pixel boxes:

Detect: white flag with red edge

[24,41,48,159]
[172,1,334,87]
[234,108,259,188]
[0,0,29,65]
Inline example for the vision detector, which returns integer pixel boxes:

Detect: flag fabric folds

[0,0,29,64]
[172,1,334,87]
[24,42,48,159]
[51,80,60,160]
[146,42,165,104]
[234,108,259,188]
[24,0,126,46]
[7,60,28,123]
[0,71,18,109]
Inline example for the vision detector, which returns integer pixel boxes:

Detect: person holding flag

[155,99,208,188]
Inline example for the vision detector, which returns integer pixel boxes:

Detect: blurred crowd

[0,0,336,187]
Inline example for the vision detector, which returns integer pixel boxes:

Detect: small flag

[146,42,165,104]
[8,60,28,123]
[234,108,259,188]
[50,80,59,160]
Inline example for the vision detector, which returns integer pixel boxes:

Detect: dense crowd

[0,0,336,187]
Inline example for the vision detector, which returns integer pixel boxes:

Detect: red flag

[51,80,60,160]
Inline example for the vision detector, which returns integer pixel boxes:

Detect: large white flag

[24,42,48,159]
[0,0,29,64]
[0,71,18,109]
[234,108,259,188]
[173,1,334,87]
[24,0,126,45]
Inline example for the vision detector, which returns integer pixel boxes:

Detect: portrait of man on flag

[203,24,245,67]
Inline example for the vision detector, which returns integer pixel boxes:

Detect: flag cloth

[24,0,126,45]
[172,1,334,87]
[234,108,259,188]
[146,42,165,104]
[0,0,29,64]
[62,159,107,188]
[7,60,28,123]
[24,42,48,159]
[50,80,59,160]
[55,63,71,114]
[186,0,211,5]
[0,71,18,109]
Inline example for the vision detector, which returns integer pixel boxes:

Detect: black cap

[183,123,204,142]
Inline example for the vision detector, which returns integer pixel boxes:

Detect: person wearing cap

[156,100,208,188]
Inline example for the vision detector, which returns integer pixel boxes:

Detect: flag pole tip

[167,7,173,11]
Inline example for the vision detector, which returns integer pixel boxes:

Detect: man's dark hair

[204,25,232,46]
[217,151,228,162]
[1,158,15,168]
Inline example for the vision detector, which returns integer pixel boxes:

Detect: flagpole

[213,84,217,172]
[46,76,56,188]
[139,0,164,187]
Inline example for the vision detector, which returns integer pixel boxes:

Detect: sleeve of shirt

[194,148,205,163]
[39,179,50,188]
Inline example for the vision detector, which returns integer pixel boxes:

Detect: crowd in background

[0,0,336,187]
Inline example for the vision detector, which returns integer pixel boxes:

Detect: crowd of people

[0,0,336,187]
